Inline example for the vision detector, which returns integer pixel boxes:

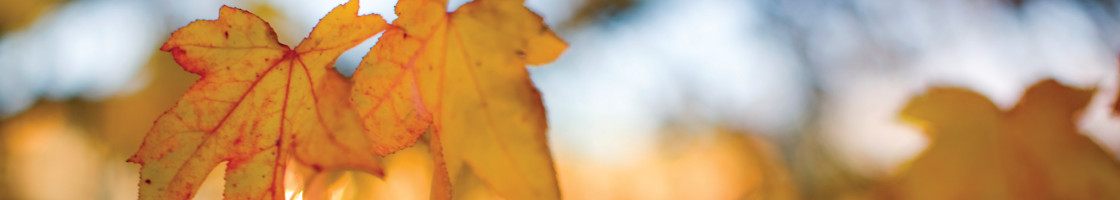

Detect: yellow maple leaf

[127,1,388,199]
[892,79,1120,199]
[349,0,567,199]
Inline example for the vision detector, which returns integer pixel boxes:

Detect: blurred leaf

[349,0,568,199]
[1,102,107,199]
[789,132,877,200]
[563,0,636,29]
[0,0,61,33]
[891,79,1120,199]
[127,1,389,199]
[557,128,799,199]
[674,130,799,200]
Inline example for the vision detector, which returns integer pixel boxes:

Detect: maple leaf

[126,1,388,199]
[891,79,1120,199]
[349,0,567,198]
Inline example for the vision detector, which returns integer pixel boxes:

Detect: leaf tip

[126,155,142,164]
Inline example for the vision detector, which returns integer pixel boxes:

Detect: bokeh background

[2,0,1120,199]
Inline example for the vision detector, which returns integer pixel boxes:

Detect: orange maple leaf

[892,79,1120,199]
[127,1,388,199]
[349,0,567,199]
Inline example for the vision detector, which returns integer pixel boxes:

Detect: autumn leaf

[126,0,388,199]
[349,0,567,198]
[890,79,1120,199]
